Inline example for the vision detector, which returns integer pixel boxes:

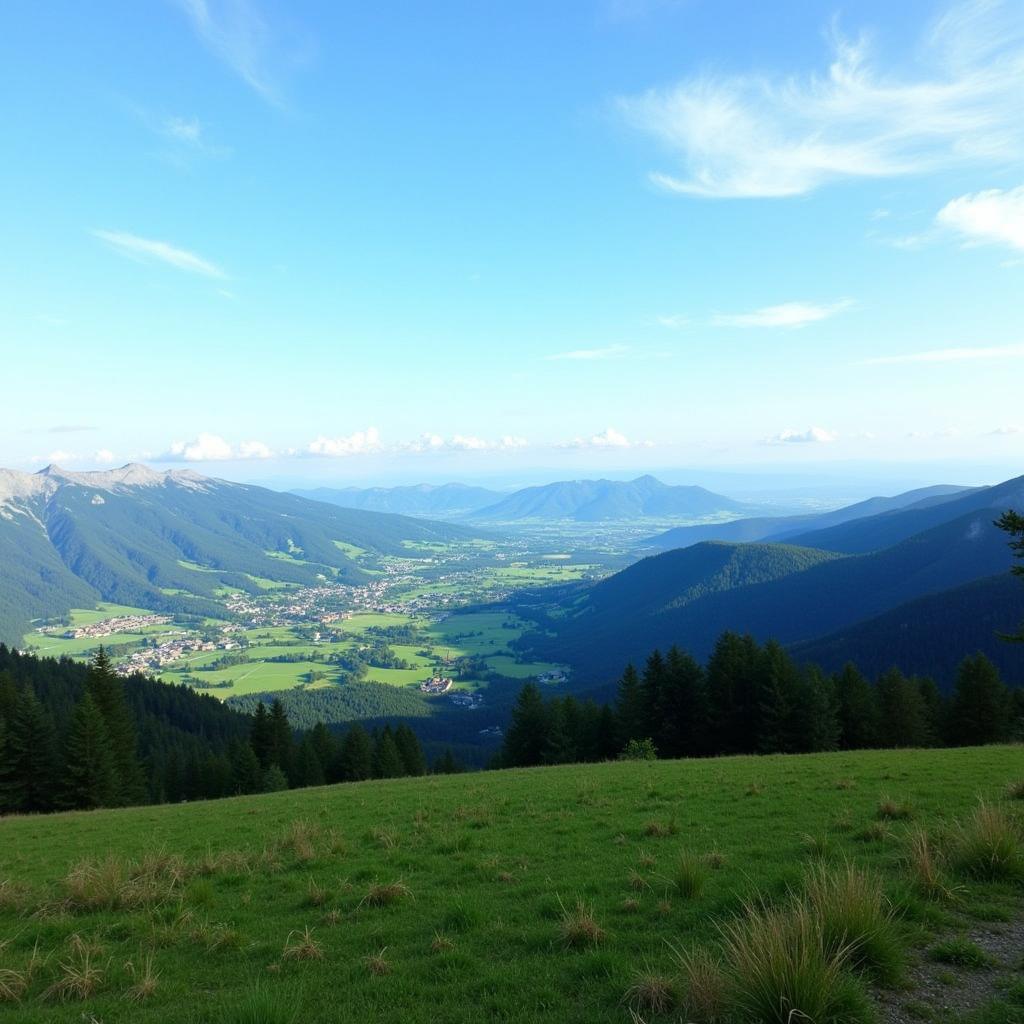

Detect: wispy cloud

[93,229,226,279]
[47,424,94,434]
[544,344,630,361]
[937,184,1024,251]
[617,0,1024,198]
[710,299,853,329]
[173,0,304,105]
[863,343,1024,365]
[765,426,838,445]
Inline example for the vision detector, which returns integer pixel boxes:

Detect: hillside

[292,482,505,517]
[0,746,1020,1023]
[791,572,1024,685]
[0,464,482,644]
[646,484,972,550]
[471,474,743,522]
[526,508,1016,677]
[787,474,1024,553]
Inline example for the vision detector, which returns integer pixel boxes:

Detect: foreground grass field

[1,746,1022,1023]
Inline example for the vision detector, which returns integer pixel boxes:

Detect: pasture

[1,746,1022,1023]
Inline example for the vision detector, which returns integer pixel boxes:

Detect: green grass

[0,746,1022,1023]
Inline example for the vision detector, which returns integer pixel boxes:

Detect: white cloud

[238,440,274,459]
[618,0,1024,198]
[174,0,297,105]
[398,433,529,454]
[46,449,78,464]
[937,184,1024,251]
[94,449,117,464]
[163,434,275,461]
[168,433,235,461]
[710,299,853,329]
[863,343,1024,365]
[164,115,203,144]
[560,427,653,450]
[765,426,838,444]
[544,344,630,361]
[93,229,226,279]
[306,428,383,458]
[654,314,690,329]
[991,424,1023,435]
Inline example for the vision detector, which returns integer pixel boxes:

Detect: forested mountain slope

[0,464,481,643]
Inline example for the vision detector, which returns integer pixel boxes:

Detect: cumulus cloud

[863,343,1024,365]
[617,0,1024,198]
[164,433,273,461]
[765,426,838,444]
[991,424,1023,435]
[937,184,1024,251]
[545,344,630,361]
[93,229,226,279]
[710,299,853,329]
[559,427,653,449]
[94,449,117,464]
[306,428,382,458]
[398,433,529,454]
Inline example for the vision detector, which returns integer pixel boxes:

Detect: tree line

[501,633,1024,768]
[0,647,456,816]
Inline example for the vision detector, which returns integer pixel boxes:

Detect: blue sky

[3,0,1023,486]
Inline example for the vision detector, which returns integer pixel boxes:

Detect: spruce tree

[309,722,341,782]
[948,654,1010,746]
[372,727,404,779]
[85,649,145,805]
[229,740,262,794]
[660,646,709,758]
[295,735,325,787]
[614,664,645,748]
[268,700,294,782]
[0,689,59,812]
[250,702,274,768]
[262,763,289,792]
[61,693,119,809]
[338,723,373,781]
[394,724,426,776]
[833,663,880,749]
[875,668,930,748]
[501,683,549,767]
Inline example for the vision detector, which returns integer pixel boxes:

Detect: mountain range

[520,474,1024,688]
[0,464,479,644]
[295,475,743,523]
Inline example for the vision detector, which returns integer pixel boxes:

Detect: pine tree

[372,727,404,779]
[229,740,262,794]
[833,663,880,749]
[268,700,294,782]
[0,689,59,812]
[640,650,668,743]
[393,724,426,776]
[250,702,274,769]
[659,646,709,758]
[706,632,761,754]
[85,649,145,805]
[789,666,840,753]
[614,664,645,748]
[501,683,549,767]
[262,763,289,792]
[309,722,342,782]
[338,723,373,781]
[875,668,930,748]
[996,510,1024,642]
[434,748,463,774]
[295,735,325,787]
[61,693,119,810]
[948,654,1010,746]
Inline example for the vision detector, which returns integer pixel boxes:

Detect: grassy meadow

[1,746,1023,1022]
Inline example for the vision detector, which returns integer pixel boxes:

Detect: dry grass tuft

[906,829,957,901]
[834,778,855,790]
[624,972,675,1015]
[282,926,323,961]
[559,898,606,948]
[43,951,104,1002]
[620,897,641,913]
[305,878,330,907]
[1007,779,1024,801]
[281,820,320,863]
[744,782,764,797]
[704,849,726,871]
[430,931,454,953]
[876,796,913,821]
[359,880,412,908]
[637,849,656,869]
[628,869,651,892]
[322,909,343,927]
[950,801,1023,881]
[124,953,160,1002]
[370,826,399,850]
[363,947,391,975]
[675,946,727,1022]
[643,820,678,839]
[671,851,708,899]
[0,968,27,1003]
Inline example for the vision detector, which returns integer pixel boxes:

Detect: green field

[1,746,1022,1023]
